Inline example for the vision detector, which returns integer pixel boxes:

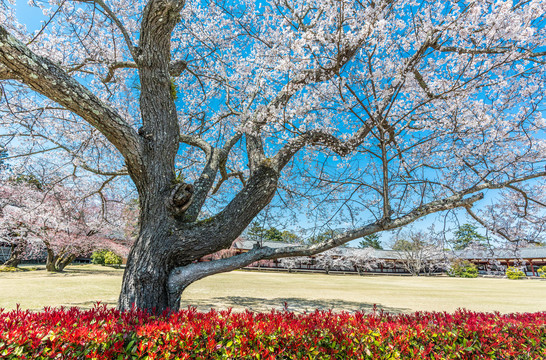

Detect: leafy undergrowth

[0,304,545,359]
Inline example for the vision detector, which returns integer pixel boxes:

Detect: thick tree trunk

[3,243,25,267]
[117,202,190,312]
[55,254,76,272]
[118,227,172,311]
[45,249,57,272]
[45,249,76,272]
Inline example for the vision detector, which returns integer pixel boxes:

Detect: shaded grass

[1,264,545,313]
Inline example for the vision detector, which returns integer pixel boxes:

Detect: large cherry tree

[0,0,545,311]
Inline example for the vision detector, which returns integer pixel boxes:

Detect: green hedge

[448,259,478,278]
[91,250,122,267]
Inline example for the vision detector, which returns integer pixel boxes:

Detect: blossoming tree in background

[392,230,449,276]
[0,179,129,271]
[0,0,545,311]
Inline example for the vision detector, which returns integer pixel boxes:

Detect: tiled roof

[455,247,546,260]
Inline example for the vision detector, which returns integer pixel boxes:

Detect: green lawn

[1,264,545,313]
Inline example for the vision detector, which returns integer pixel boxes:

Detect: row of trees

[284,237,529,277]
[248,222,495,251]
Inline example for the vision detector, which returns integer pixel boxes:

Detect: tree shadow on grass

[62,266,124,277]
[181,296,408,314]
[61,297,407,314]
[31,299,118,311]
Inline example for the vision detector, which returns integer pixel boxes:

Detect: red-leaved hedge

[1,304,545,359]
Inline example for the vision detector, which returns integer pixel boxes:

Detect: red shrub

[0,304,545,359]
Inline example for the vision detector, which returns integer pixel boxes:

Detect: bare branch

[246,133,265,173]
[78,0,139,60]
[431,42,545,61]
[465,207,514,243]
[212,168,245,195]
[430,43,512,55]
[168,192,485,303]
[0,63,16,80]
[102,61,138,83]
[179,134,212,156]
[224,132,242,153]
[183,147,226,221]
[412,69,435,98]
[272,123,374,170]
[180,132,244,220]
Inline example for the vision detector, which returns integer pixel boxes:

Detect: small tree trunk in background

[46,249,77,272]
[3,243,25,267]
[45,249,57,272]
[55,254,76,271]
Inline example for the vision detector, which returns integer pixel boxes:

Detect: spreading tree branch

[168,169,546,302]
[181,132,243,221]
[272,124,374,170]
[167,191,485,306]
[0,25,143,175]
[0,63,16,80]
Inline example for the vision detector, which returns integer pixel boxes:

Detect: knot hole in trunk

[168,182,194,218]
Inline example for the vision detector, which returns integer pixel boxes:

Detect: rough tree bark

[3,242,25,268]
[45,249,77,272]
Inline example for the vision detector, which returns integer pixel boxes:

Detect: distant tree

[392,239,413,251]
[246,222,287,242]
[358,234,383,249]
[0,176,43,267]
[281,230,301,244]
[315,249,349,274]
[279,257,301,272]
[264,227,284,242]
[246,222,267,242]
[392,231,447,276]
[346,248,383,275]
[246,222,300,243]
[308,229,340,245]
[0,179,126,271]
[0,226,27,268]
[452,224,487,250]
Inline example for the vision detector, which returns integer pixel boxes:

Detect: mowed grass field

[1,264,545,313]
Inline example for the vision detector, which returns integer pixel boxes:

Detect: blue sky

[16,0,43,31]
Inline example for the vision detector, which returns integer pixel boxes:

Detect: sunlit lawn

[1,264,545,313]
